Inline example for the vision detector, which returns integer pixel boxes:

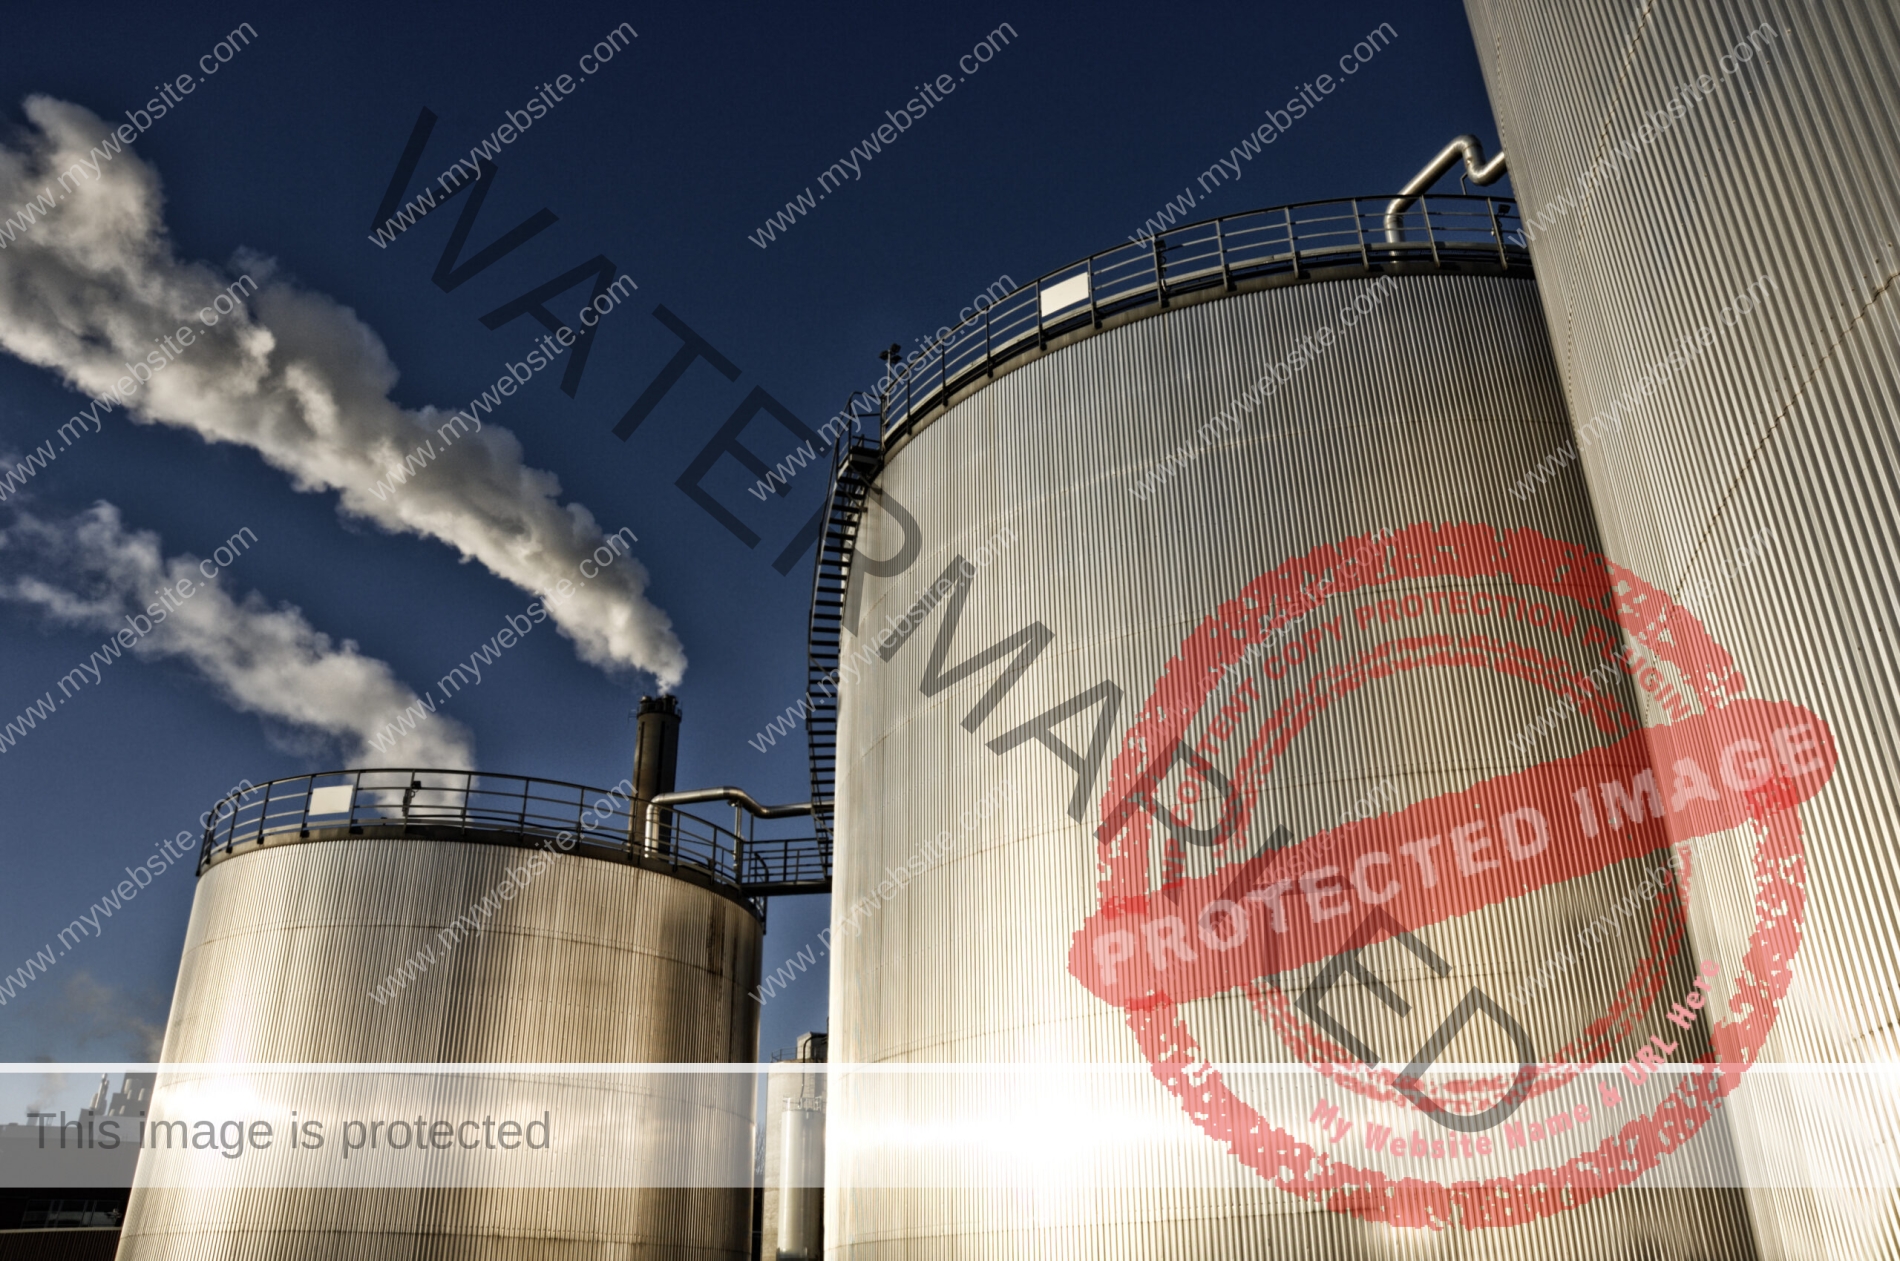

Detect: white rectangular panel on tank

[305,784,354,816]
[1038,272,1090,317]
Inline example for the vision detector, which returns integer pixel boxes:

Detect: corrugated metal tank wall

[830,270,1760,1256]
[1462,3,1900,1254]
[115,838,761,1259]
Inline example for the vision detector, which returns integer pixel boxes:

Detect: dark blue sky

[0,0,1507,1064]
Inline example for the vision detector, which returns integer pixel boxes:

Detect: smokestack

[632,696,681,854]
[633,696,681,800]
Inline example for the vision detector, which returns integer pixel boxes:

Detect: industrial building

[112,1,1895,1257]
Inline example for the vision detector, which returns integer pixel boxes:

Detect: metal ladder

[805,392,885,850]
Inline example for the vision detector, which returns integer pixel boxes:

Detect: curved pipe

[650,787,814,819]
[1384,135,1507,242]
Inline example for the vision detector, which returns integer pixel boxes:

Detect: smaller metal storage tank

[758,1033,827,1261]
[116,766,765,1261]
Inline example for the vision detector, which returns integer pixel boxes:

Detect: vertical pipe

[630,695,681,858]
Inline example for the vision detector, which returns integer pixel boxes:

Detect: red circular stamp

[1069,522,1831,1228]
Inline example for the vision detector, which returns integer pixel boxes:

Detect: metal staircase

[805,392,886,847]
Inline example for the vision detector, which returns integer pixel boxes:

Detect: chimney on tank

[631,695,681,850]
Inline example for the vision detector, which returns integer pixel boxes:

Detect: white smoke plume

[0,503,475,767]
[0,96,685,687]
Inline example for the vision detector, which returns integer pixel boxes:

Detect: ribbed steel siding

[1464,3,1900,1255]
[831,272,1756,1257]
[116,839,761,1259]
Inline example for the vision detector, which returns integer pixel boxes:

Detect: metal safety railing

[877,194,1525,446]
[647,786,830,896]
[197,770,831,899]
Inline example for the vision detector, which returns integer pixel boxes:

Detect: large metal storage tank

[1462,3,1900,1255]
[116,770,762,1259]
[824,200,1766,1256]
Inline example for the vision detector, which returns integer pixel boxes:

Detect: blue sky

[0,0,1507,1065]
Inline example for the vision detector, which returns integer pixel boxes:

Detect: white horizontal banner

[0,1063,1893,1189]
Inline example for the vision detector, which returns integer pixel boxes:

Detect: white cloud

[0,503,475,767]
[0,95,685,687]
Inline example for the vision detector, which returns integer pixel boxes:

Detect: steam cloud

[0,503,475,767]
[0,96,685,687]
